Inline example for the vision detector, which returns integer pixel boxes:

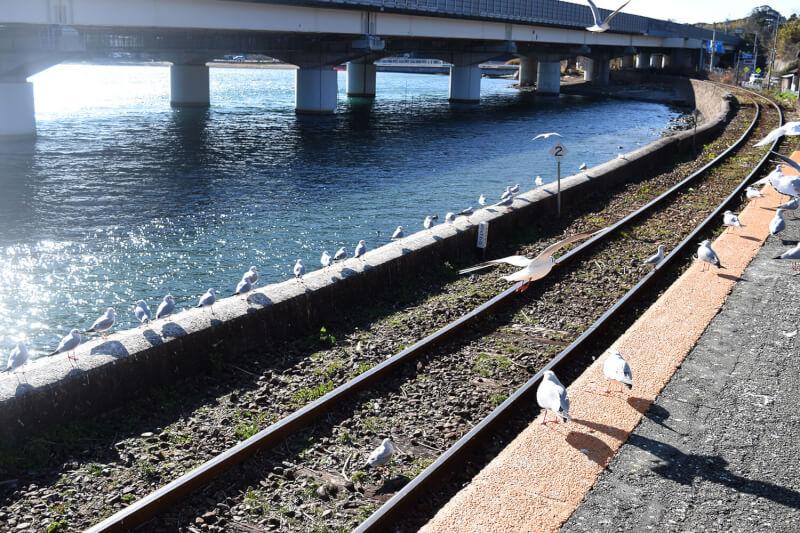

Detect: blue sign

[705,41,724,53]
[741,53,753,60]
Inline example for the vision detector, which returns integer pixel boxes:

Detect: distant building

[780,69,799,95]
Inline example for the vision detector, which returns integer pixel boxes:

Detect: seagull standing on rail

[537,370,571,425]
[155,294,176,320]
[479,194,487,207]
[723,210,743,233]
[535,176,544,186]
[603,349,633,393]
[197,288,216,314]
[243,266,259,288]
[697,240,724,272]
[83,308,115,339]
[133,300,152,327]
[391,226,404,240]
[233,277,252,299]
[754,121,800,147]
[320,251,332,268]
[584,0,632,33]
[459,230,600,292]
[641,244,665,268]
[3,341,30,376]
[354,240,367,258]
[333,247,349,262]
[48,329,81,360]
[294,259,305,280]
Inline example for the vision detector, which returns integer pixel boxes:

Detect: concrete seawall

[0,78,735,442]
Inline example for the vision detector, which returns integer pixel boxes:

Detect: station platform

[421,153,800,532]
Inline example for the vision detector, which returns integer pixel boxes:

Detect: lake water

[0,64,680,364]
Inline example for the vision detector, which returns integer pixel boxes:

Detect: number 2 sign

[550,142,568,160]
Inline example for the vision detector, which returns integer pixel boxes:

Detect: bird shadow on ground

[401,248,412,255]
[780,240,799,246]
[246,293,273,307]
[340,268,358,279]
[627,434,800,508]
[635,401,677,432]
[372,475,411,497]
[572,418,627,441]
[210,319,223,327]
[737,235,761,242]
[161,322,188,338]
[142,330,163,346]
[14,382,34,395]
[717,273,744,282]
[90,341,129,358]
[432,235,443,242]
[565,430,614,466]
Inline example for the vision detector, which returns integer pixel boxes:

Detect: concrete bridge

[0,0,740,136]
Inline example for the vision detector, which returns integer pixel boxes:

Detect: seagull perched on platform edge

[603,349,633,393]
[697,240,724,271]
[83,308,115,339]
[155,294,175,320]
[537,370,571,424]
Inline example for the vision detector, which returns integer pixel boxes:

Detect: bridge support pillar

[346,59,376,98]
[295,67,338,114]
[670,49,690,68]
[650,54,662,69]
[622,55,635,68]
[0,81,35,138]
[449,65,481,103]
[170,64,210,107]
[583,58,594,81]
[661,54,671,69]
[591,58,610,85]
[519,56,538,87]
[536,61,561,95]
[636,52,651,69]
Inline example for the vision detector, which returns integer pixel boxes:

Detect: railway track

[0,85,784,533]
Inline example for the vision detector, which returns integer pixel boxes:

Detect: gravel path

[562,170,800,533]
[0,93,780,533]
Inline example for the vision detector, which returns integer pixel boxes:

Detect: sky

[579,1,799,24]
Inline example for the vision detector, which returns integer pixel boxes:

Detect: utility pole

[753,31,759,70]
[768,18,780,89]
[709,28,716,72]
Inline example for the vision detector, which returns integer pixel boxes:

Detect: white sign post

[549,141,568,217]
[477,221,489,258]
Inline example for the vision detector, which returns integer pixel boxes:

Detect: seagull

[445,212,456,224]
[333,247,349,262]
[500,187,513,201]
[778,197,800,211]
[510,184,520,196]
[641,244,665,268]
[478,194,487,207]
[365,437,395,474]
[535,176,544,186]
[243,266,259,287]
[697,240,724,271]
[585,0,632,33]
[496,195,514,211]
[752,164,787,188]
[321,251,332,268]
[722,210,743,233]
[155,294,176,320]
[617,153,625,160]
[133,300,152,326]
[754,121,800,147]
[234,277,252,298]
[423,216,435,230]
[745,186,766,203]
[603,349,633,393]
[197,288,216,314]
[48,329,81,360]
[579,162,587,170]
[391,226,404,240]
[83,308,115,339]
[460,231,600,291]
[771,151,800,178]
[294,259,305,279]
[774,243,800,271]
[532,132,562,141]
[536,370,571,424]
[3,342,30,375]
[456,207,474,218]
[354,240,367,258]
[770,209,786,237]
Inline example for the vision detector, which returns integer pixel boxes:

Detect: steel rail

[87,87,775,533]
[355,87,782,532]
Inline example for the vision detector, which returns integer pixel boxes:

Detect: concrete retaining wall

[0,79,735,442]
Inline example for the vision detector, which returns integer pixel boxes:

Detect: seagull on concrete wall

[697,240,724,272]
[585,0,632,33]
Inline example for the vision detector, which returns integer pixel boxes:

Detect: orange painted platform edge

[421,153,799,533]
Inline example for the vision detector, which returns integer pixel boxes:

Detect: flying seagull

[771,151,800,175]
[459,230,600,292]
[754,121,800,148]
[532,132,562,141]
[585,0,632,33]
[536,370,571,424]
[603,349,633,393]
[641,244,665,268]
